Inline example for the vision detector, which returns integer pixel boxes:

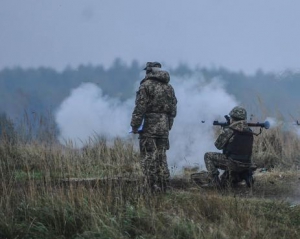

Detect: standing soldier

[131,62,177,193]
[204,106,254,187]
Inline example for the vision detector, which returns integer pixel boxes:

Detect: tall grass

[252,124,300,169]
[0,114,299,238]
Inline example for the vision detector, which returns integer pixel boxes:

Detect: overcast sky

[1,0,300,74]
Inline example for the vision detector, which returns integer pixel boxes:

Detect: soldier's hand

[132,128,139,134]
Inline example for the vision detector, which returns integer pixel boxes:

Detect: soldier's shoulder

[222,127,234,134]
[141,78,154,86]
[167,83,175,90]
[139,79,152,89]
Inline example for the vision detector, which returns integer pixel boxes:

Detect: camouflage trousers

[204,152,253,176]
[204,152,230,176]
[139,137,170,189]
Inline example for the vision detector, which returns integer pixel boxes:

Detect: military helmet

[229,106,247,120]
[143,62,162,70]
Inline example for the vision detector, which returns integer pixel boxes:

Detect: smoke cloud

[55,83,133,146]
[55,75,238,169]
[168,76,238,170]
[265,117,281,129]
[263,117,300,139]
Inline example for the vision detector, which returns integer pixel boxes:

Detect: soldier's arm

[168,86,177,130]
[214,127,234,150]
[130,85,148,130]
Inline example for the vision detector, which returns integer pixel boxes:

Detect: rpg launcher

[213,115,270,135]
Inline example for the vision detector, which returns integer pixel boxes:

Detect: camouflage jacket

[130,70,177,138]
[214,120,251,150]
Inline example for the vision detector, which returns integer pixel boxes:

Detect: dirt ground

[45,168,300,206]
[184,168,300,205]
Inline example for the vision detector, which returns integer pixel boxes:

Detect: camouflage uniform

[131,63,177,192]
[204,107,254,179]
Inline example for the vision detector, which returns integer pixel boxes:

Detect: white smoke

[265,117,281,128]
[55,75,238,168]
[168,76,237,170]
[55,83,133,146]
[264,117,300,138]
[296,126,300,137]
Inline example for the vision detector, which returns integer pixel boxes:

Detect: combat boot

[211,174,221,188]
[149,180,162,194]
[202,174,221,189]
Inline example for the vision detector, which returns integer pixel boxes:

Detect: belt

[228,154,251,162]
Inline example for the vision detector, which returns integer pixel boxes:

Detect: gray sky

[1,0,300,74]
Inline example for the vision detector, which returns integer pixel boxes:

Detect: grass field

[0,120,299,238]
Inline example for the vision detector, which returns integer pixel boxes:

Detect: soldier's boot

[152,179,170,194]
[220,170,230,188]
[245,170,254,188]
[151,179,170,194]
[151,184,162,194]
[149,180,162,194]
[209,174,222,189]
[161,179,171,193]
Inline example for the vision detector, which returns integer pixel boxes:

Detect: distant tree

[170,63,193,76]
[0,113,16,144]
[1,58,300,123]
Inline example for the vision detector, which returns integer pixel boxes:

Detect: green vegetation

[0,116,299,238]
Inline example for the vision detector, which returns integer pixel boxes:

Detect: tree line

[0,58,300,124]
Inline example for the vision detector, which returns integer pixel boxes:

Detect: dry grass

[0,116,300,238]
[252,125,300,169]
